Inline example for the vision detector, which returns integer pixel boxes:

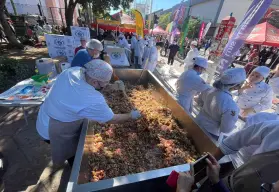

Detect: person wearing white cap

[183,41,199,71]
[36,60,141,166]
[196,68,246,139]
[143,38,159,72]
[213,120,279,168]
[71,39,103,67]
[134,35,145,69]
[74,37,87,55]
[117,34,129,50]
[130,32,137,63]
[235,66,273,117]
[176,57,211,113]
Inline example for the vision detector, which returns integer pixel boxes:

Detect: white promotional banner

[45,34,75,62]
[105,46,129,67]
[70,26,90,48]
[202,22,212,38]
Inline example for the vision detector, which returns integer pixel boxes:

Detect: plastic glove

[115,80,125,91]
[130,110,141,120]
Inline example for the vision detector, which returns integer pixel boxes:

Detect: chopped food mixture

[88,84,199,182]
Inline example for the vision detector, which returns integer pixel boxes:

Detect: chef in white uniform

[130,32,137,62]
[235,66,273,117]
[183,41,199,71]
[134,36,145,69]
[143,39,159,72]
[176,57,211,113]
[36,59,141,166]
[196,68,246,139]
[142,39,152,66]
[213,120,279,167]
[270,65,279,114]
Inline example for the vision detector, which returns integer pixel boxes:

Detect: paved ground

[0,106,71,192]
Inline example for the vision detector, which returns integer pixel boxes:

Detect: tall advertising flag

[171,1,185,42]
[198,22,205,43]
[202,22,211,38]
[134,10,144,38]
[218,0,273,73]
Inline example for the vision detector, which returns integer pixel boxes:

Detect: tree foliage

[65,0,133,34]
[158,13,171,30]
[187,18,201,38]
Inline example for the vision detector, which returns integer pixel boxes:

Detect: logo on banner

[75,30,85,38]
[54,38,64,47]
[111,52,121,60]
[56,50,66,56]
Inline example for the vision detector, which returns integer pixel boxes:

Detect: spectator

[168,41,180,65]
[163,39,169,57]
[74,37,87,55]
[203,39,211,55]
[176,153,230,192]
[43,22,52,33]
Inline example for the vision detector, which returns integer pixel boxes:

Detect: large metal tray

[67,69,218,192]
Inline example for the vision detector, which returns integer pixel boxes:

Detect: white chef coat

[269,77,279,113]
[36,103,50,140]
[118,38,130,50]
[142,46,151,67]
[235,81,273,113]
[43,67,114,123]
[196,88,240,136]
[144,46,158,72]
[220,120,279,166]
[130,36,137,49]
[134,40,145,65]
[184,48,199,71]
[176,69,211,113]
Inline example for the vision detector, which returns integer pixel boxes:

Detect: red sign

[198,22,205,43]
[210,15,236,60]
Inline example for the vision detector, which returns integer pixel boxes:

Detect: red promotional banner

[198,22,205,43]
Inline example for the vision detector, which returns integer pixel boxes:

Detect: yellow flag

[133,10,144,37]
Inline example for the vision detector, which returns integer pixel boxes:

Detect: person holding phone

[176,153,229,192]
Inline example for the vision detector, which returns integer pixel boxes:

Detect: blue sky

[110,0,185,14]
[152,0,183,12]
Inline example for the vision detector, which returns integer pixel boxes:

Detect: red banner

[198,22,205,43]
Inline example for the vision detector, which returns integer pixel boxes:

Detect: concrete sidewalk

[0,106,71,192]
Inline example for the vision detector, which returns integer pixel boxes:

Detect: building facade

[5,0,78,26]
[190,0,279,37]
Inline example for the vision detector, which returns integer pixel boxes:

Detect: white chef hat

[84,59,113,82]
[220,68,246,85]
[138,35,143,40]
[132,32,136,35]
[193,57,208,69]
[191,41,198,46]
[253,66,270,78]
[86,39,103,51]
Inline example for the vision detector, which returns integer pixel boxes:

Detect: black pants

[168,55,175,65]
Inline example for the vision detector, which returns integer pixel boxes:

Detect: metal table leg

[22,106,28,126]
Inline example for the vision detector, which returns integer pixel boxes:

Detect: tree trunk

[65,1,77,35]
[0,0,23,49]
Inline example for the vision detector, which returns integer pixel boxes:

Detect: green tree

[187,18,201,38]
[158,12,171,30]
[64,0,133,34]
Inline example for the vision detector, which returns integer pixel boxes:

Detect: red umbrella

[245,22,279,47]
[150,26,167,35]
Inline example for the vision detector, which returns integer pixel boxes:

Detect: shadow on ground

[0,106,71,192]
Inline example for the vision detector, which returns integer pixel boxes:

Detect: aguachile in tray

[88,83,199,182]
